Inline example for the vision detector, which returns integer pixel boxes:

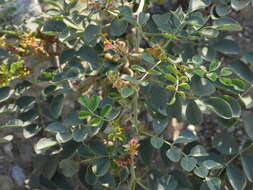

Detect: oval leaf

[226,167,247,190]
[204,97,233,119]
[244,113,253,140]
[92,158,111,177]
[180,157,197,172]
[229,60,253,84]
[186,100,203,125]
[191,75,216,96]
[0,87,13,103]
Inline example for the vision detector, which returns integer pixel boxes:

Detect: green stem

[133,89,139,134]
[140,60,161,81]
[141,131,188,157]
[218,142,253,176]
[128,1,145,189]
[129,165,137,190]
[136,180,150,190]
[80,155,108,164]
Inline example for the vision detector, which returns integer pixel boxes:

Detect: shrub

[1,0,253,189]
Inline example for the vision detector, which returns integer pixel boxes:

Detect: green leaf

[85,167,97,185]
[212,132,239,155]
[105,108,120,120]
[139,138,154,165]
[212,17,242,31]
[158,175,178,190]
[35,138,57,151]
[204,97,233,119]
[18,109,39,122]
[174,130,197,144]
[226,167,247,190]
[219,77,233,86]
[16,96,35,110]
[179,83,190,90]
[229,60,253,84]
[79,110,91,119]
[23,124,41,139]
[0,48,8,58]
[164,73,177,83]
[191,75,216,96]
[218,118,239,128]
[72,127,88,142]
[89,96,100,112]
[220,67,232,76]
[59,159,79,177]
[206,177,221,190]
[166,147,181,162]
[190,145,208,157]
[89,117,102,127]
[242,52,253,65]
[78,96,100,112]
[231,0,251,11]
[185,13,206,28]
[150,136,164,149]
[213,39,240,54]
[119,87,135,98]
[222,95,241,117]
[167,65,181,76]
[131,65,146,73]
[244,113,253,140]
[152,118,168,134]
[180,157,197,172]
[56,132,72,143]
[110,19,128,36]
[240,94,253,109]
[189,0,211,12]
[83,24,100,43]
[186,100,203,125]
[78,46,101,65]
[100,104,112,117]
[240,141,253,182]
[0,104,17,114]
[152,14,173,33]
[213,4,231,17]
[42,19,67,34]
[142,53,156,64]
[203,160,223,169]
[198,27,219,38]
[201,46,216,61]
[46,122,68,133]
[50,94,64,119]
[121,74,137,82]
[193,166,209,178]
[0,87,13,102]
[0,135,13,143]
[0,119,26,129]
[232,79,246,91]
[209,59,221,72]
[206,73,218,82]
[78,96,90,108]
[92,158,111,177]
[138,12,150,25]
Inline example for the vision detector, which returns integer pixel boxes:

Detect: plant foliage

[1,0,253,189]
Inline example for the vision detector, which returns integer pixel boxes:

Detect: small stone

[0,175,14,190]
[3,143,13,157]
[11,166,26,186]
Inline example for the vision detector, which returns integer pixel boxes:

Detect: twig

[136,180,150,190]
[140,60,161,81]
[218,142,253,176]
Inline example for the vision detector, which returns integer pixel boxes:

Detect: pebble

[11,166,26,186]
[0,175,14,190]
[3,143,13,158]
